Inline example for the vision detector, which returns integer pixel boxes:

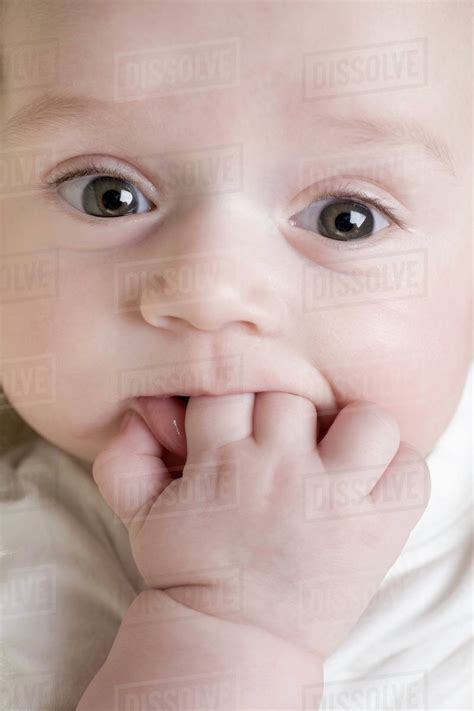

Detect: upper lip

[122,338,339,415]
[129,370,338,417]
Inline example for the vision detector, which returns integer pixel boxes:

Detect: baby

[0,0,472,709]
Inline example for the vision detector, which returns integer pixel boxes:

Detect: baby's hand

[93,393,430,659]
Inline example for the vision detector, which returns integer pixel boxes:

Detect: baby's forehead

[4,1,468,99]
[1,0,469,187]
[3,0,467,59]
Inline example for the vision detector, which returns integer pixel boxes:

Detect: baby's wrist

[78,589,324,711]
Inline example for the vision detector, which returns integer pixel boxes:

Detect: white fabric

[0,363,472,710]
[0,439,146,709]
[322,361,473,710]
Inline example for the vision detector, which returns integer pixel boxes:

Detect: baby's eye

[57,174,156,217]
[289,197,390,241]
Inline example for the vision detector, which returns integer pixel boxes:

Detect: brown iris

[318,200,374,241]
[82,176,138,217]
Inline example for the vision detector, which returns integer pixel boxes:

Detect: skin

[0,0,471,466]
[93,393,430,657]
[77,393,429,709]
[1,2,468,707]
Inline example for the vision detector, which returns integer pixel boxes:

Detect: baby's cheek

[0,266,122,463]
[307,295,468,457]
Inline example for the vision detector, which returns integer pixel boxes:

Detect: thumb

[92,411,172,531]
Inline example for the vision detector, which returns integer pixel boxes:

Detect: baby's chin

[20,409,121,467]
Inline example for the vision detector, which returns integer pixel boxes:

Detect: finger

[184,393,254,458]
[92,411,173,530]
[370,441,431,520]
[253,392,318,454]
[318,400,400,499]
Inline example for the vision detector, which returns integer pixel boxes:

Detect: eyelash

[45,160,144,191]
[297,184,407,231]
[44,161,406,231]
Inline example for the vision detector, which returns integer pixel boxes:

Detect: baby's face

[0,0,471,464]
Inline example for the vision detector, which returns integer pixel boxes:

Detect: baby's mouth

[133,395,189,477]
[131,392,338,478]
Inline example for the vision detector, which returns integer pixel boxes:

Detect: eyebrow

[326,114,456,177]
[0,92,456,178]
[0,93,115,145]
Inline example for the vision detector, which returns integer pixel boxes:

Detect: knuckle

[347,400,400,439]
[369,404,400,440]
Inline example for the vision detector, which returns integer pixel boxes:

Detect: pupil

[103,189,124,211]
[335,211,354,232]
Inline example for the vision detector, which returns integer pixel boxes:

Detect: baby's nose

[138,195,290,335]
